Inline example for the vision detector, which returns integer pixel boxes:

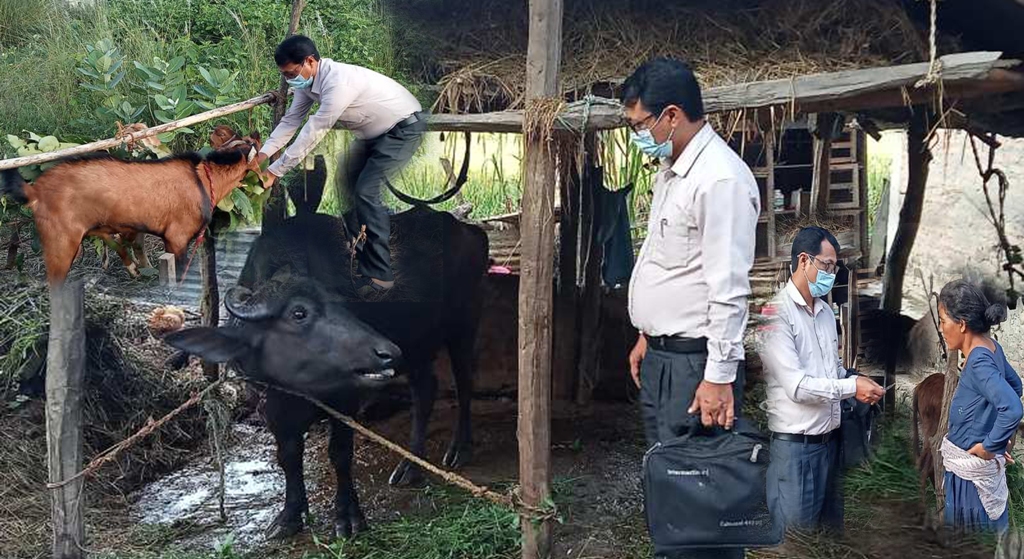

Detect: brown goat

[913,373,945,492]
[0,126,261,285]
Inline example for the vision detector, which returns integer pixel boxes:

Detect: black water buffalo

[166,205,489,540]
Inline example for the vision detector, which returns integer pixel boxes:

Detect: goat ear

[247,146,257,163]
[163,327,251,363]
[249,131,261,141]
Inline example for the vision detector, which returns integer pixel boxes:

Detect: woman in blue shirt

[938,278,1022,532]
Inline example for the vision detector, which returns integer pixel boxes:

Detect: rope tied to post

[914,0,943,89]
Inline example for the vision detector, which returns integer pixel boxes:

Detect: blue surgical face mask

[630,112,675,159]
[803,257,837,298]
[286,62,313,89]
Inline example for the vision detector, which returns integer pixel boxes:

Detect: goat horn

[224,286,273,321]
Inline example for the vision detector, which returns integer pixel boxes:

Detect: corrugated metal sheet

[127,227,261,321]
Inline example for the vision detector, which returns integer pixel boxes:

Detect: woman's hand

[968,442,996,460]
[1005,452,1016,465]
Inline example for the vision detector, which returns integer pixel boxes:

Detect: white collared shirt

[261,58,422,177]
[759,280,858,435]
[628,123,760,384]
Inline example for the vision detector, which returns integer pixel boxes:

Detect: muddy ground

[117,389,999,559]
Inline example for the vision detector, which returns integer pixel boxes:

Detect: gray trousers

[766,436,844,534]
[342,113,427,282]
[639,347,746,559]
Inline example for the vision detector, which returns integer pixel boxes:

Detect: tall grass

[867,150,893,241]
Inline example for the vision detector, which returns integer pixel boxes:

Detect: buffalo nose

[375,347,396,366]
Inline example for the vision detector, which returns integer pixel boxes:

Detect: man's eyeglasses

[810,256,840,275]
[628,114,657,134]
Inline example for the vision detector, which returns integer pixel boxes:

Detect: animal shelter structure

[370,1,1024,556]
[5,1,1024,558]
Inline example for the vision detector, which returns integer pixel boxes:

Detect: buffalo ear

[163,327,250,363]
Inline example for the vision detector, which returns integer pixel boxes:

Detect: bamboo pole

[0,93,276,171]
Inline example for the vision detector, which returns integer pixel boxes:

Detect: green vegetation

[866,148,892,242]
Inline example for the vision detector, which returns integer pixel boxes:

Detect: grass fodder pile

[392,0,959,114]
[0,278,217,559]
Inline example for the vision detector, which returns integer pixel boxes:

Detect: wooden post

[881,111,932,412]
[810,113,838,214]
[46,281,86,559]
[931,350,961,514]
[519,0,562,557]
[264,0,308,231]
[200,228,220,381]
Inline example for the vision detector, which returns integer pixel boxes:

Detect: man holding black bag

[759,226,886,534]
[623,57,762,558]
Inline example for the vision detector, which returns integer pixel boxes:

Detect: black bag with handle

[642,420,783,553]
[840,369,882,470]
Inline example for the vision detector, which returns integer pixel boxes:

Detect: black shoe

[355,276,390,300]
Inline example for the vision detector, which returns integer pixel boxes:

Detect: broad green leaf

[168,56,186,73]
[39,161,58,171]
[231,188,255,222]
[216,196,235,212]
[147,81,166,91]
[58,142,79,150]
[16,146,40,157]
[198,66,214,86]
[37,136,60,152]
[98,55,112,72]
[19,167,40,181]
[6,135,26,149]
[153,94,172,108]
[25,131,41,142]
[192,84,215,99]
[109,70,126,90]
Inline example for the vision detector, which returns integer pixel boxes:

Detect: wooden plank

[46,281,86,559]
[400,53,1023,134]
[0,93,276,171]
[519,0,561,557]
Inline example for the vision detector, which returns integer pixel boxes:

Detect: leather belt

[397,111,425,128]
[644,335,706,354]
[771,429,838,445]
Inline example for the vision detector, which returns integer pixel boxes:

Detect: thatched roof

[391,0,959,114]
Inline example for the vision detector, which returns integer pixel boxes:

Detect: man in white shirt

[759,226,885,533]
[256,35,425,299]
[623,57,760,559]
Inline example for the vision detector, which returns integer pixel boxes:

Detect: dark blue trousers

[766,437,844,534]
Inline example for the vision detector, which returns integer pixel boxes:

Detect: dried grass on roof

[392,0,959,114]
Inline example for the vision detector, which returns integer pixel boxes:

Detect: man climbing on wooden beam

[256,34,426,299]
